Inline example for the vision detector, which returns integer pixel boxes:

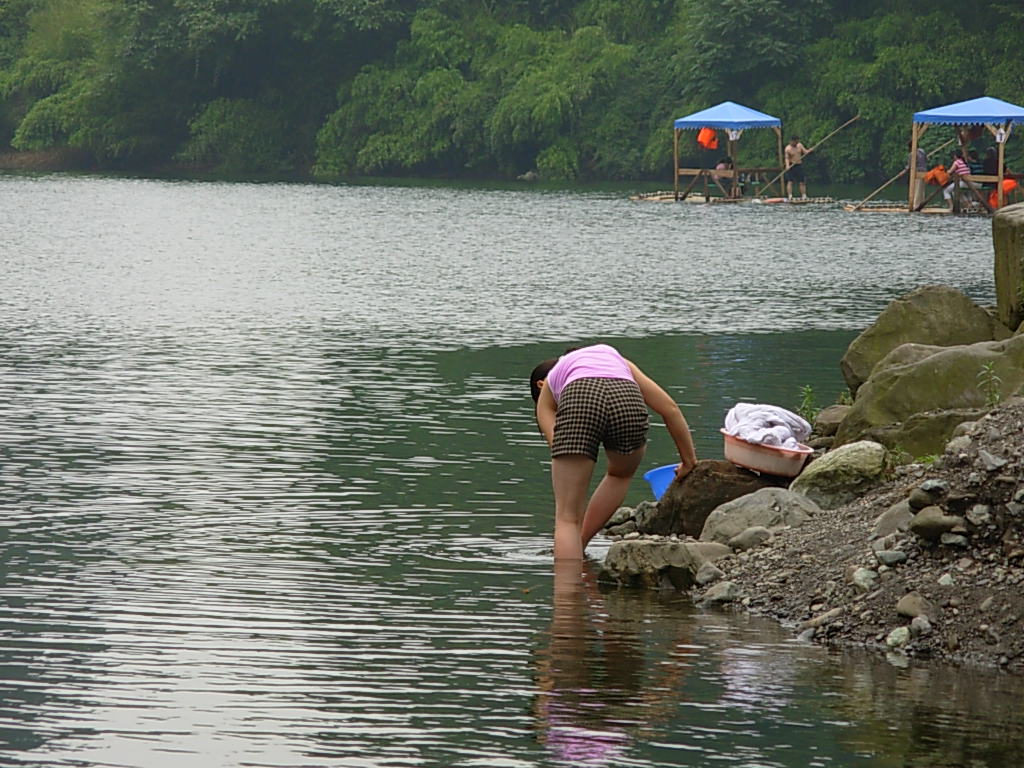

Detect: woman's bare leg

[580,447,645,549]
[550,454,596,560]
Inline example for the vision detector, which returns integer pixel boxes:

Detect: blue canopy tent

[672,102,785,200]
[673,101,782,131]
[909,96,1024,211]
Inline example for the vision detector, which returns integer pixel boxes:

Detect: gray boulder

[601,539,731,590]
[642,459,789,537]
[839,285,1011,396]
[834,335,1024,456]
[891,408,989,459]
[700,487,820,544]
[993,203,1024,332]
[789,440,888,509]
[813,404,851,437]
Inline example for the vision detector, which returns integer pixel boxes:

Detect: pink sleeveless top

[546,344,635,402]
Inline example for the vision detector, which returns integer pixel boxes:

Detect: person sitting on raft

[968,148,984,176]
[714,156,738,197]
[943,150,976,211]
[530,344,697,562]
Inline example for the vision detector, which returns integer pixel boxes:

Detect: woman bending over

[530,343,697,561]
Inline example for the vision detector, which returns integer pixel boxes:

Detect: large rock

[789,440,888,509]
[600,539,731,589]
[813,405,851,437]
[870,341,949,376]
[640,459,789,537]
[700,487,820,544]
[993,203,1024,332]
[891,407,989,458]
[839,285,1011,395]
[834,335,1024,455]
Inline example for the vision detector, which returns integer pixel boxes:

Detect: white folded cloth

[723,403,811,449]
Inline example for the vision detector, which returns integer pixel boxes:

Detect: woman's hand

[674,461,695,481]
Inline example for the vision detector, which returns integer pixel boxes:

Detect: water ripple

[0,176,1018,768]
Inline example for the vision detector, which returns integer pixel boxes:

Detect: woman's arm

[626,361,698,479]
[535,383,557,448]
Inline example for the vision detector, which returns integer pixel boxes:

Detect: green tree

[2,0,1023,181]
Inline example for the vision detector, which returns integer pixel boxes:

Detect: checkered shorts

[551,377,648,461]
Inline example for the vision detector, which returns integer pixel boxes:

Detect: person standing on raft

[530,344,698,561]
[784,136,809,200]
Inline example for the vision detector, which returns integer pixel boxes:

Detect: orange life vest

[697,127,719,150]
[924,165,949,186]
[988,178,1019,209]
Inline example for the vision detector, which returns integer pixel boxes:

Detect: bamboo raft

[629,191,835,205]
[758,196,836,205]
[841,201,986,215]
[629,191,743,203]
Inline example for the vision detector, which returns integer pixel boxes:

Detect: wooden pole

[673,128,680,200]
[908,122,920,210]
[914,183,944,212]
[757,115,860,197]
[865,170,907,211]
[967,179,993,214]
[728,137,737,197]
[678,171,701,201]
[997,122,1009,209]
[774,126,784,196]
[852,136,956,212]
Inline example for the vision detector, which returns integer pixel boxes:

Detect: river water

[1,174,1022,767]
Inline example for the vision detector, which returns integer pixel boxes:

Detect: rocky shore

[599,207,1024,672]
[688,397,1024,672]
[601,361,1024,673]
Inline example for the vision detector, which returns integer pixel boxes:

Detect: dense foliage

[1,0,1022,182]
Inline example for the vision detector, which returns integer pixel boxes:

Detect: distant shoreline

[0,150,896,200]
[0,148,96,172]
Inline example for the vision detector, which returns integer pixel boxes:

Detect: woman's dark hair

[530,359,558,402]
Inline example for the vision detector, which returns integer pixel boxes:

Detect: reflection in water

[810,651,1024,768]
[535,562,694,766]
[533,561,1024,768]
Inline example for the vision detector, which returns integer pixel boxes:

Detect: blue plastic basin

[643,464,677,500]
